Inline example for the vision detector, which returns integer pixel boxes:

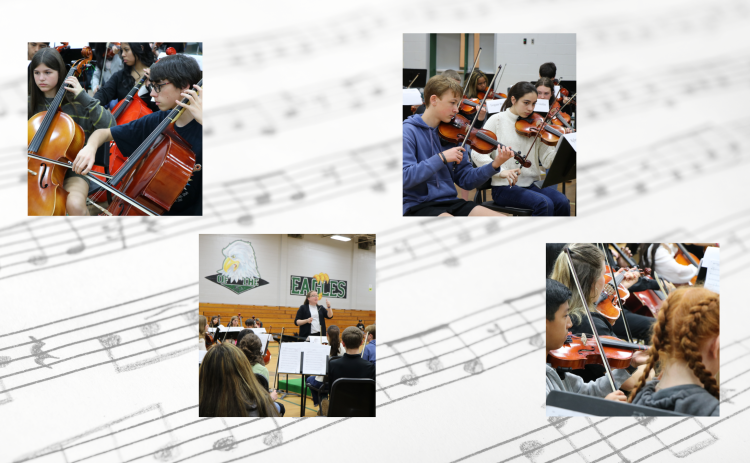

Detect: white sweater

[647,244,699,284]
[472,110,557,187]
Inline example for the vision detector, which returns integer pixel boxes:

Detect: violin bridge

[580,333,587,346]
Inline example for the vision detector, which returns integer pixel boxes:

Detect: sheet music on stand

[701,246,720,294]
[277,343,329,375]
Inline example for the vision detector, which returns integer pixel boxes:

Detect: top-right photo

[403,33,576,217]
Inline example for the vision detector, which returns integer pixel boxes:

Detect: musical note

[519,440,545,463]
[25,223,47,266]
[0,356,11,406]
[283,173,306,201]
[487,322,508,345]
[29,336,58,368]
[225,185,253,225]
[255,178,272,205]
[212,418,237,451]
[65,218,85,254]
[349,149,386,192]
[421,224,460,268]
[394,239,416,260]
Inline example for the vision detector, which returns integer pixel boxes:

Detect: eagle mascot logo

[219,240,260,283]
[205,240,269,295]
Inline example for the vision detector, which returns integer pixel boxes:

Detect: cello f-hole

[39,163,49,188]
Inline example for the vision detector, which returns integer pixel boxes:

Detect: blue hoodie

[403,114,500,215]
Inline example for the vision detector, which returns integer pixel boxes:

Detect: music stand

[534,134,576,189]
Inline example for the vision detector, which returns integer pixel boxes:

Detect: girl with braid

[629,287,720,416]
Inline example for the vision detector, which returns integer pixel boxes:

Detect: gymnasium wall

[199,234,376,311]
[402,33,576,93]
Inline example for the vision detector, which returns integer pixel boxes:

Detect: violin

[55,42,70,53]
[547,332,648,370]
[438,114,530,167]
[608,243,664,318]
[595,270,630,323]
[106,42,121,59]
[515,113,566,147]
[675,244,700,285]
[458,97,485,117]
[477,89,506,100]
[28,55,91,215]
[102,79,202,216]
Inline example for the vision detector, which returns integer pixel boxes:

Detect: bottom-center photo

[198,234,376,417]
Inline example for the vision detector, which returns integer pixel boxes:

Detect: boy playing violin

[546,278,649,402]
[71,54,203,216]
[402,74,516,217]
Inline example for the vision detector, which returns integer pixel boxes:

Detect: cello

[28,49,99,216]
[102,79,202,216]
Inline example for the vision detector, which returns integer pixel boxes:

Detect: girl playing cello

[29,48,115,215]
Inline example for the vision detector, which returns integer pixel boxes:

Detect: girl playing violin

[465,71,488,99]
[73,54,202,216]
[550,243,654,386]
[403,74,513,216]
[546,279,647,402]
[471,81,570,216]
[628,287,719,416]
[89,43,123,98]
[639,243,700,285]
[238,332,285,416]
[29,48,116,216]
[94,42,159,112]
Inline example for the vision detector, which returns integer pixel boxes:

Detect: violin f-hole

[39,163,48,189]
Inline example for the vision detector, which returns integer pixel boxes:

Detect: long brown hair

[628,287,720,402]
[29,48,67,118]
[209,315,221,328]
[199,342,278,417]
[238,331,265,367]
[327,325,341,357]
[199,315,207,340]
[550,243,605,324]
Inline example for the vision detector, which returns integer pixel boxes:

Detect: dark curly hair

[238,331,265,367]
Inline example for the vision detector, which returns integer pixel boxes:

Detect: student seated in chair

[326,326,376,391]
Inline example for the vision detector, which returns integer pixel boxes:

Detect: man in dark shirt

[71,54,202,216]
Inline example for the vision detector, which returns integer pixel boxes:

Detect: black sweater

[94,68,159,113]
[294,304,333,339]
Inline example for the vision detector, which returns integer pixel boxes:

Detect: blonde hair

[423,75,462,108]
[549,243,604,324]
[199,315,207,340]
[628,287,720,403]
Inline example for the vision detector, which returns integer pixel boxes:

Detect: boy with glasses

[72,54,202,216]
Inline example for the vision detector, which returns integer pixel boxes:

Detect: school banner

[205,240,269,295]
[290,273,347,299]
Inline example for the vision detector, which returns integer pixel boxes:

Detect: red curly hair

[628,286,720,403]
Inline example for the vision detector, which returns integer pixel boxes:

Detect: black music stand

[534,135,576,189]
[546,390,689,416]
[213,328,241,344]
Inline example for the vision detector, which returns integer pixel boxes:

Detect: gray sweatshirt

[630,380,719,416]
[546,363,631,398]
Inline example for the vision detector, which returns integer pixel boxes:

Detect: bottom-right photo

[545,243,720,417]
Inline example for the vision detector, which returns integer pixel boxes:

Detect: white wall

[403,33,576,90]
[199,234,375,311]
[494,33,576,95]
[403,33,429,69]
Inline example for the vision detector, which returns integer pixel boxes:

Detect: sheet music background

[3,0,748,461]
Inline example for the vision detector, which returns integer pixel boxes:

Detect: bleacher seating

[200,303,375,337]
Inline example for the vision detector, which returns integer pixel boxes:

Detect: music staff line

[0,312,194,373]
[377,302,540,375]
[1,335,194,396]
[0,286,197,344]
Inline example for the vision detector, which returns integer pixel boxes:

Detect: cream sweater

[472,110,557,187]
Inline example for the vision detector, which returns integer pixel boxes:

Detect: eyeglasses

[147,81,171,94]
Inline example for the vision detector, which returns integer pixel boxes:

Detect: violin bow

[453,64,503,172]
[598,243,634,343]
[521,90,577,164]
[26,154,160,216]
[676,243,701,268]
[563,247,618,393]
[406,73,419,89]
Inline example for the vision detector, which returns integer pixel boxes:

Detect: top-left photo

[27,42,203,216]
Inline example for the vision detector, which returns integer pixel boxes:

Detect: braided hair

[628,286,720,403]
